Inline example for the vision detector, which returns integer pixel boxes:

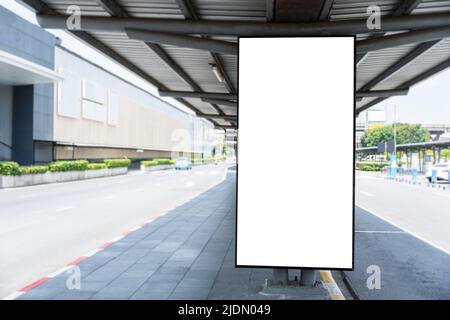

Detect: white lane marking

[355,230,405,234]
[356,204,450,255]
[359,191,375,197]
[432,192,450,198]
[55,206,75,212]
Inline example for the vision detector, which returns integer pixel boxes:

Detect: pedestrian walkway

[17,168,329,300]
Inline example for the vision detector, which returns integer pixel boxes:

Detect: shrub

[154,158,175,165]
[0,161,20,176]
[357,161,389,171]
[19,165,48,175]
[103,158,131,168]
[48,160,89,172]
[141,160,159,167]
[191,158,203,164]
[87,163,107,170]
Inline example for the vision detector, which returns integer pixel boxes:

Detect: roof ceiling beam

[357,58,450,113]
[357,26,450,54]
[359,40,439,92]
[36,12,450,36]
[175,0,236,95]
[91,0,223,117]
[392,0,423,16]
[158,90,237,100]
[275,0,325,22]
[201,98,237,108]
[126,29,237,56]
[17,1,163,90]
[318,0,334,21]
[95,0,129,18]
[356,89,410,98]
[357,0,422,64]
[201,114,237,120]
[266,0,275,22]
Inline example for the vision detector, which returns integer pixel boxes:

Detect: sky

[3,0,450,124]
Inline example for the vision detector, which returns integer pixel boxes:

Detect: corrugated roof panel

[330,0,401,20]
[91,31,191,91]
[160,44,229,93]
[412,0,450,14]
[192,0,267,21]
[356,43,417,90]
[116,0,185,18]
[373,37,450,89]
[44,0,109,16]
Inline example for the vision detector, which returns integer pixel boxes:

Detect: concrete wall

[54,47,215,158]
[0,6,57,164]
[0,85,13,160]
[0,6,56,69]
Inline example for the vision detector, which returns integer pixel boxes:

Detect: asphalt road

[356,172,450,254]
[349,172,450,299]
[0,164,228,298]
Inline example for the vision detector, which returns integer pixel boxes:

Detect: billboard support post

[273,269,289,285]
[300,269,317,286]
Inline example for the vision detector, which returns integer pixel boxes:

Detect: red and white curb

[1,217,157,301]
[2,166,230,300]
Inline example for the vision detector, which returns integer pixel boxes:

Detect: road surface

[347,172,450,299]
[0,164,228,298]
[356,172,450,253]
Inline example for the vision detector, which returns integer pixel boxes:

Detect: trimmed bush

[103,158,131,168]
[19,166,48,175]
[48,160,89,172]
[141,160,159,167]
[154,158,175,165]
[357,161,389,171]
[87,163,107,170]
[191,158,203,164]
[0,161,20,176]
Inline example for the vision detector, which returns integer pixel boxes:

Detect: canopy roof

[17,0,450,131]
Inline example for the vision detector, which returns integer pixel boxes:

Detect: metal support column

[300,269,317,286]
[273,269,289,285]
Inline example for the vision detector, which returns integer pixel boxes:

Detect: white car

[426,163,449,182]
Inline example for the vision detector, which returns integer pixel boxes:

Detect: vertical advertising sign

[237,37,355,269]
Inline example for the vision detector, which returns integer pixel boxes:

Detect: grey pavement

[17,169,329,300]
[0,164,228,298]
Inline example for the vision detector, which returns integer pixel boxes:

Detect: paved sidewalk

[17,169,329,300]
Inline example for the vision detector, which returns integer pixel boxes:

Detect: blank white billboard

[237,37,355,269]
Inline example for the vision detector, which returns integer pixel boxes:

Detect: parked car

[426,163,449,182]
[175,157,192,170]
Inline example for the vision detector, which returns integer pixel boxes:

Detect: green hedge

[357,161,389,171]
[155,158,175,165]
[0,162,20,176]
[141,160,159,167]
[191,158,203,164]
[19,165,49,175]
[49,160,89,172]
[87,163,107,170]
[103,158,131,168]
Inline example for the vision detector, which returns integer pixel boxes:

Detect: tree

[441,149,450,161]
[361,123,430,147]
